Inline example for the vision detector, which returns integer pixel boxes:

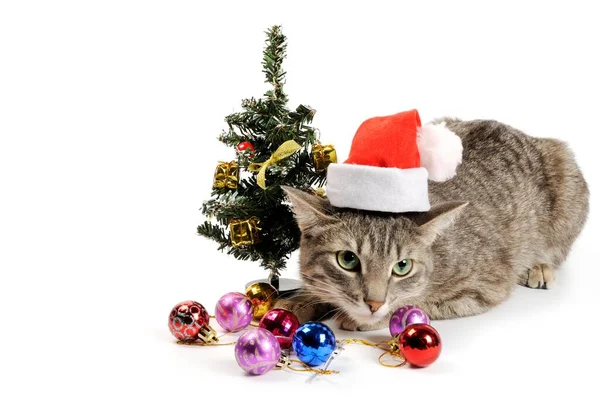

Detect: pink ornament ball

[215,292,254,332]
[234,329,281,375]
[389,305,430,337]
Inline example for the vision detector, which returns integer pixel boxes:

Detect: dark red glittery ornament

[258,308,299,350]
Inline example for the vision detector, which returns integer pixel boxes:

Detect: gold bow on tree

[248,140,302,189]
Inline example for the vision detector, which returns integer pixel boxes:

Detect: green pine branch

[262,25,288,104]
[196,221,229,248]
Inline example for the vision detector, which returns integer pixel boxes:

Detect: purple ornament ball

[389,305,430,337]
[215,292,253,332]
[234,329,281,375]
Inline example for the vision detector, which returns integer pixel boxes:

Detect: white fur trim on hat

[326,164,430,213]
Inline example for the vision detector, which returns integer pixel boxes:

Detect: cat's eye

[336,251,360,271]
[393,259,413,277]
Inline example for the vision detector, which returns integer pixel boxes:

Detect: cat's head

[283,186,467,326]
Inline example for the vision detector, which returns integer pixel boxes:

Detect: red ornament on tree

[398,324,442,367]
[237,141,255,159]
[258,308,299,350]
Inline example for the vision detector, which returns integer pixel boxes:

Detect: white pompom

[417,122,463,182]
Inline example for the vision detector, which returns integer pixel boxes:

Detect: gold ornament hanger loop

[175,329,236,346]
[287,359,339,375]
[378,350,407,368]
[340,337,407,368]
[175,340,236,347]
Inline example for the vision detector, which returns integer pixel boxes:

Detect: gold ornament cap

[198,324,219,343]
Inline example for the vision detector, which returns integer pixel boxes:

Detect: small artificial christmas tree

[197,25,336,290]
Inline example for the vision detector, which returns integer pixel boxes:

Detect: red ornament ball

[236,141,255,158]
[168,300,210,342]
[398,324,442,367]
[258,308,299,350]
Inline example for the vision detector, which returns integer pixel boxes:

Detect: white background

[1,1,599,397]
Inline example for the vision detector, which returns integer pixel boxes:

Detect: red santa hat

[326,109,462,213]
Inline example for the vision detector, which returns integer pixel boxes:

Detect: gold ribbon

[248,140,302,189]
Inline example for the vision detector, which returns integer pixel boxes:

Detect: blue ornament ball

[292,322,336,366]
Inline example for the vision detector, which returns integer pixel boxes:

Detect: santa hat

[326,109,462,213]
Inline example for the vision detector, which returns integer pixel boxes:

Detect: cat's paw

[523,264,556,289]
[273,297,311,324]
[357,323,385,332]
[273,294,331,325]
[335,313,359,331]
[336,314,387,331]
[357,317,389,331]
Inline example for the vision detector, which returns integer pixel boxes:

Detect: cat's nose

[365,300,385,313]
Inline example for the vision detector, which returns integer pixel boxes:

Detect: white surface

[1,1,599,397]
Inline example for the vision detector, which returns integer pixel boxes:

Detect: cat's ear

[416,201,468,245]
[281,186,338,232]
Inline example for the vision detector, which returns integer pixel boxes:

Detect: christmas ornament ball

[258,308,299,350]
[234,328,281,375]
[292,322,337,366]
[168,300,210,342]
[389,305,430,337]
[215,292,254,332]
[245,282,278,319]
[237,141,256,158]
[398,324,442,367]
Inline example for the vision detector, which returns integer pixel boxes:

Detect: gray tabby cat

[277,117,589,331]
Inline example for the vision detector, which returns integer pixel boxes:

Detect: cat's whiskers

[300,277,350,309]
[283,290,345,307]
[298,289,345,305]
[285,293,331,304]
[316,307,341,322]
[293,287,346,309]
[289,286,333,298]
[302,283,343,298]
[294,298,337,313]
[330,307,350,324]
[302,282,346,303]
[300,273,346,295]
